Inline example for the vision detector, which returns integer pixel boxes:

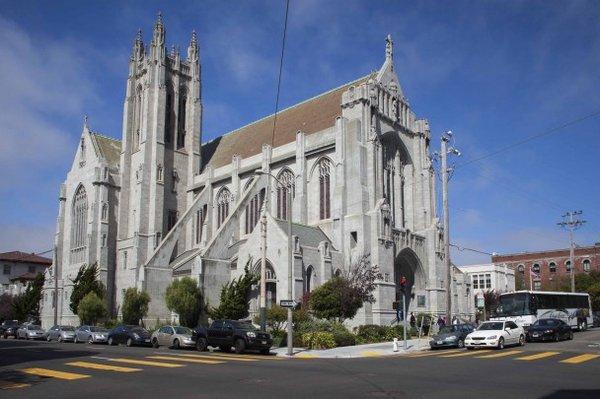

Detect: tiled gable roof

[90,133,122,166]
[0,251,52,265]
[273,220,333,249]
[201,75,368,170]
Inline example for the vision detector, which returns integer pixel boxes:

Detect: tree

[122,288,150,325]
[70,263,105,315]
[210,261,258,320]
[309,254,381,322]
[266,305,287,333]
[165,277,204,327]
[587,282,600,312]
[0,294,15,322]
[12,272,45,322]
[309,277,363,321]
[483,289,501,320]
[77,292,107,325]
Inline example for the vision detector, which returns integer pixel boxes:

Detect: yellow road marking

[361,351,383,357]
[21,368,90,380]
[294,353,316,359]
[516,352,560,361]
[476,350,523,359]
[440,350,492,358]
[147,356,225,365]
[0,381,31,390]
[175,353,256,362]
[106,358,184,368]
[209,353,284,360]
[560,354,600,364]
[66,361,141,372]
[407,349,462,358]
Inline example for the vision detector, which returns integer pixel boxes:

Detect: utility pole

[440,131,460,324]
[260,202,268,332]
[558,211,586,293]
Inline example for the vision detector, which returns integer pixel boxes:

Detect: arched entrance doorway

[394,248,426,313]
[251,260,277,310]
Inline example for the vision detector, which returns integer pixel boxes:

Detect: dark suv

[204,319,272,354]
[107,325,152,347]
[1,320,21,339]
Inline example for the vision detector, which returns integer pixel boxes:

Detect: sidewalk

[272,337,430,359]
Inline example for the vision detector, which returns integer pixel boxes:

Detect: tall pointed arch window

[177,87,187,149]
[276,169,295,220]
[165,86,173,145]
[317,158,331,220]
[245,188,265,234]
[216,187,232,228]
[133,85,142,151]
[305,265,314,293]
[71,185,88,251]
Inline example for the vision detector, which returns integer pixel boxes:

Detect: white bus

[492,290,592,331]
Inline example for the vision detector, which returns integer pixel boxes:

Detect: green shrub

[332,329,356,347]
[165,277,203,327]
[302,331,336,349]
[122,288,150,325]
[103,318,120,329]
[355,324,405,344]
[77,292,107,325]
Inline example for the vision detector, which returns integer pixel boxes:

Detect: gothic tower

[116,13,202,309]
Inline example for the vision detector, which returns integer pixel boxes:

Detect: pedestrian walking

[437,316,445,328]
[410,312,416,328]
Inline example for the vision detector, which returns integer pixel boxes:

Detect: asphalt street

[1,329,599,399]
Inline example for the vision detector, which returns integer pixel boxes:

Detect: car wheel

[260,348,270,355]
[568,331,574,340]
[519,335,525,346]
[497,337,504,350]
[152,338,159,348]
[46,335,51,342]
[234,338,246,354]
[126,338,133,347]
[88,336,94,345]
[108,337,114,346]
[457,339,464,348]
[554,333,560,342]
[173,339,180,350]
[466,347,474,350]
[57,335,63,343]
[74,335,79,344]
[196,337,207,352]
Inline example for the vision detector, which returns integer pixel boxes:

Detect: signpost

[280,300,298,308]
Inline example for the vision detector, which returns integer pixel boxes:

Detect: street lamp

[255,170,294,356]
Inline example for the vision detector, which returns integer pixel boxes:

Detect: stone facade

[492,244,600,292]
[41,18,472,328]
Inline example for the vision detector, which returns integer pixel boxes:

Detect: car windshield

[232,321,257,331]
[90,327,107,332]
[495,293,535,317]
[28,325,41,330]
[175,327,192,335]
[61,326,75,331]
[534,319,558,327]
[438,326,458,334]
[477,322,504,331]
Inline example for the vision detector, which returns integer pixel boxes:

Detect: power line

[454,109,600,170]
[269,0,291,148]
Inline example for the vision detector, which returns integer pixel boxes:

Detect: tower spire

[385,34,393,61]
[151,11,166,60]
[131,28,144,61]
[187,30,199,63]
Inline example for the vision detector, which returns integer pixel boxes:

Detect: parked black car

[1,320,21,339]
[204,319,272,354]
[192,325,208,351]
[107,325,152,347]
[527,318,573,342]
[429,323,475,349]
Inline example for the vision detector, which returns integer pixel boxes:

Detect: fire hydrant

[393,337,399,352]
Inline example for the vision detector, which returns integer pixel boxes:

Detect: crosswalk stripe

[21,367,91,380]
[0,381,31,390]
[476,350,523,359]
[407,349,462,358]
[66,361,142,372]
[105,358,184,368]
[147,356,225,365]
[209,353,284,361]
[516,352,560,361]
[560,354,600,364]
[173,353,256,362]
[440,350,492,358]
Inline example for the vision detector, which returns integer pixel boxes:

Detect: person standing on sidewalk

[410,312,416,329]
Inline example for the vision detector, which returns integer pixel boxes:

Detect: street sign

[279,299,298,308]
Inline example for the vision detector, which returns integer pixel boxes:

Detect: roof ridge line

[201,74,370,146]
[90,132,121,143]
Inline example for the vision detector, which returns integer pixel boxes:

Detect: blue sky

[0,0,599,264]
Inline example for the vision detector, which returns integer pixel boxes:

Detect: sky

[0,0,599,265]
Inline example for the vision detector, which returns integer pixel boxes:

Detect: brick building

[491,243,600,291]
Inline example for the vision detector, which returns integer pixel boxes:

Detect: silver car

[17,324,46,340]
[74,325,109,344]
[151,325,196,349]
[46,325,76,342]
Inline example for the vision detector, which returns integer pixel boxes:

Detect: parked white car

[465,321,525,350]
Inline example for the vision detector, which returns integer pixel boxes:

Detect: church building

[40,15,473,328]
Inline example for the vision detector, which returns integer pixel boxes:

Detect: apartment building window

[549,262,556,273]
[3,265,10,275]
[472,275,479,289]
[583,259,591,272]
[485,273,492,289]
[532,263,540,274]
[517,264,524,274]
[565,260,572,273]
[534,280,542,290]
